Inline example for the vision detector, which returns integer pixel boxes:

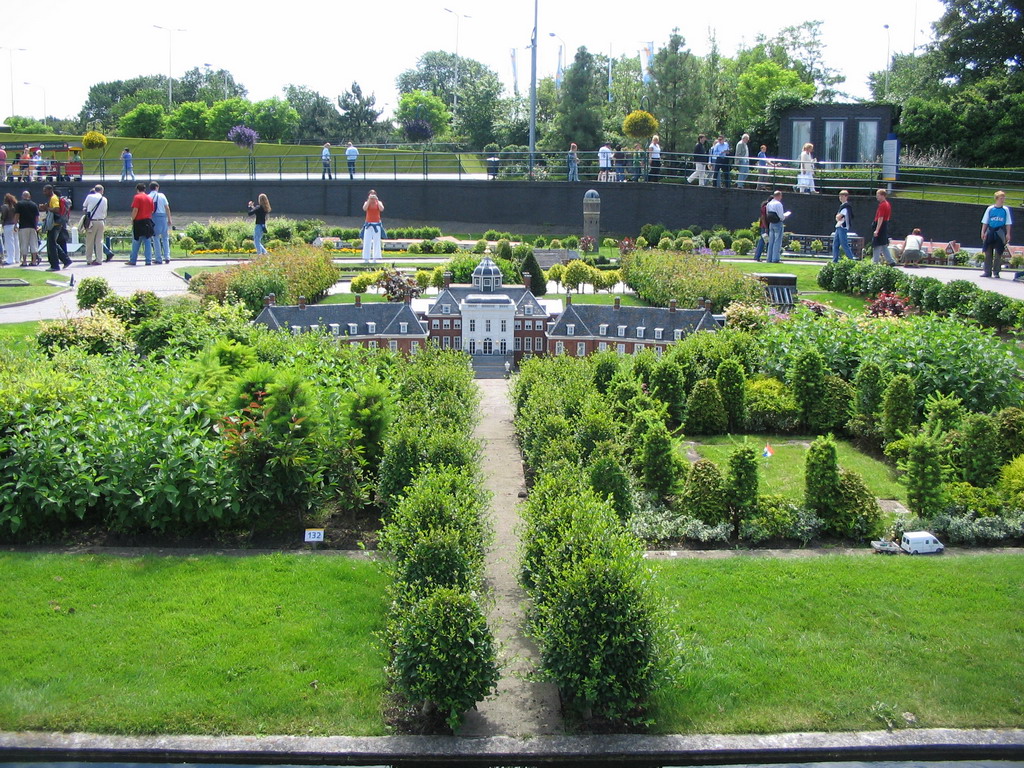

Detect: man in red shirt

[129,182,155,265]
[871,188,896,265]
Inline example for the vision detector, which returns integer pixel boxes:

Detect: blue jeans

[567,161,579,181]
[832,227,855,262]
[121,162,134,181]
[152,213,170,263]
[754,229,767,261]
[736,160,749,187]
[254,224,267,254]
[130,235,153,265]
[767,222,784,263]
[347,159,356,179]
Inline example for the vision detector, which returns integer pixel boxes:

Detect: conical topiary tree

[519,248,547,296]
[684,378,728,435]
[681,458,727,525]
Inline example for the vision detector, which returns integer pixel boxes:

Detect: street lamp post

[1,47,27,120]
[883,24,891,100]
[443,8,470,117]
[154,25,186,109]
[528,0,537,178]
[23,81,45,127]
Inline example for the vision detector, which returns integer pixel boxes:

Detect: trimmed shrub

[725,444,759,532]
[76,277,112,310]
[833,468,884,538]
[715,357,747,433]
[744,376,800,433]
[820,374,855,435]
[391,588,499,731]
[36,312,130,357]
[642,422,680,501]
[684,378,728,435]
[789,348,828,433]
[681,458,727,525]
[804,434,842,522]
[900,428,947,518]
[996,407,1024,464]
[589,450,636,520]
[881,374,917,444]
[957,413,1001,487]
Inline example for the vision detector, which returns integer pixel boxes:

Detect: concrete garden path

[460,378,563,737]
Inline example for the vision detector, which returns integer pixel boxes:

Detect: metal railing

[43,149,1022,204]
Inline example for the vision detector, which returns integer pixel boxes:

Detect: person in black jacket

[687,134,710,186]
[247,194,271,255]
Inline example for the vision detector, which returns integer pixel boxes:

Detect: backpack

[57,196,72,224]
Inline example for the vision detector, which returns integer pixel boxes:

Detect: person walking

[41,185,71,271]
[120,148,135,182]
[247,194,271,255]
[797,142,817,193]
[149,182,172,264]
[81,185,108,266]
[1,194,18,266]
[566,142,579,182]
[15,191,40,266]
[831,189,856,262]
[361,189,385,263]
[597,142,613,182]
[981,190,1013,278]
[345,142,359,179]
[754,195,770,262]
[766,190,787,264]
[0,145,7,182]
[321,143,333,180]
[129,183,156,266]
[735,133,751,188]
[711,134,731,188]
[871,188,897,265]
[647,135,662,181]
[687,134,710,185]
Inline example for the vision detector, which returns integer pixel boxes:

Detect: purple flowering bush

[227,125,259,151]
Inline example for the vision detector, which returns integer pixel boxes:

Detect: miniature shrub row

[189,245,341,313]
[620,249,767,311]
[817,260,1024,331]
[374,348,499,733]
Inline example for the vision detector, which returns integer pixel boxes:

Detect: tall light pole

[528,0,537,178]
[883,24,891,100]
[23,81,45,127]
[1,47,27,120]
[443,8,470,117]
[154,25,186,109]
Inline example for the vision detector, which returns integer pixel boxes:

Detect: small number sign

[304,528,325,542]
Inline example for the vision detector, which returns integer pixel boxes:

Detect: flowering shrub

[227,124,259,150]
[867,291,913,317]
[82,130,107,150]
[724,301,772,331]
[800,299,834,316]
[617,237,636,257]
[579,235,596,254]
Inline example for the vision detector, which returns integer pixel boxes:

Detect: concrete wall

[3,178,988,245]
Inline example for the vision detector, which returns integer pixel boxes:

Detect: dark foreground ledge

[2,728,1023,767]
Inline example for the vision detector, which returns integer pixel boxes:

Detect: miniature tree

[726,444,759,534]
[881,373,917,444]
[681,459,727,525]
[804,434,842,521]
[715,357,747,433]
[684,378,728,435]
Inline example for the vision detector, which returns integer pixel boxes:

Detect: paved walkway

[0,258,238,323]
[460,379,562,737]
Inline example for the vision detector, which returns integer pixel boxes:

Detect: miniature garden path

[460,378,563,738]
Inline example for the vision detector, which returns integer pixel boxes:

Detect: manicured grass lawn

[319,293,389,305]
[651,554,1024,733]
[0,321,41,350]
[0,553,388,736]
[570,292,648,306]
[691,435,906,502]
[0,268,71,305]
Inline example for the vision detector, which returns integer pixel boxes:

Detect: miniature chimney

[298,296,307,310]
[565,293,572,306]
[696,297,705,309]
[263,295,272,307]
[704,299,713,311]
[444,271,452,289]
[614,296,621,309]
[523,272,531,287]
[404,294,411,304]
[669,299,677,312]
[268,293,276,306]
[354,294,361,308]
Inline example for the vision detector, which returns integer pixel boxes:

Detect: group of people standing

[320,143,361,180]
[688,133,773,189]
[0,187,74,270]
[570,136,664,183]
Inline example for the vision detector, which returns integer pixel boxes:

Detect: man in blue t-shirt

[981,190,1013,278]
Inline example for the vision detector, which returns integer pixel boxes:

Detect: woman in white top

[901,228,925,265]
[797,142,817,194]
[648,135,662,182]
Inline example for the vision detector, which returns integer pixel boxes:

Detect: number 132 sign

[304,528,325,542]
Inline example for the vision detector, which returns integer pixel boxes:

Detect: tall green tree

[934,0,1024,81]
[736,61,815,130]
[206,98,253,141]
[554,47,605,151]
[396,91,452,139]
[251,97,300,142]
[164,101,210,139]
[647,31,705,152]
[77,75,167,130]
[283,85,342,143]
[337,82,385,143]
[176,67,247,104]
[118,103,166,138]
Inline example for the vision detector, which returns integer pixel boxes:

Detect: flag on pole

[555,45,564,89]
[511,49,519,97]
[640,42,654,85]
[762,443,774,458]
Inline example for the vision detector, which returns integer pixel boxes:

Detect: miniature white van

[901,531,945,554]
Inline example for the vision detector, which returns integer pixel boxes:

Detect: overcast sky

[2,0,944,124]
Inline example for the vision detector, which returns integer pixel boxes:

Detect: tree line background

[6,1,1022,167]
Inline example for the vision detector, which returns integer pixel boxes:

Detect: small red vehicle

[14,142,84,182]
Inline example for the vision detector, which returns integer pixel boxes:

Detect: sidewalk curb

[2,727,1022,765]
